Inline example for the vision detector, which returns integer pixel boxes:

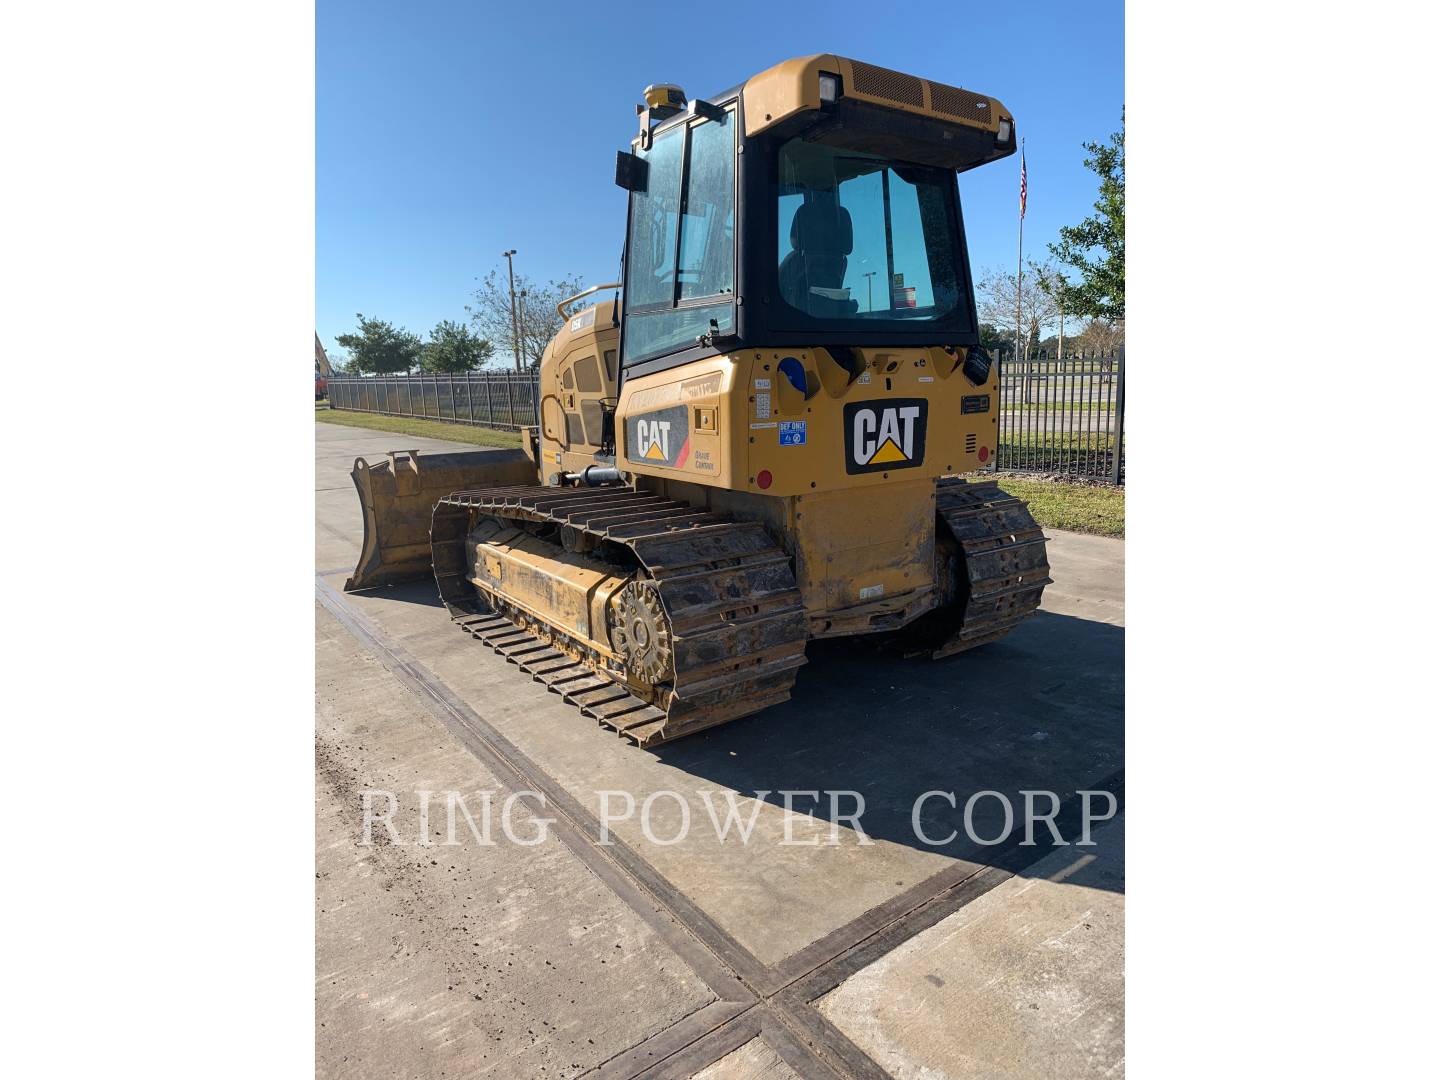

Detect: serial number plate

[961,394,991,414]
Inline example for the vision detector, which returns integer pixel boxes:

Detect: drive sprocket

[609,581,674,685]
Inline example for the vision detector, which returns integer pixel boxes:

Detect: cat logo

[843,398,929,475]
[637,417,671,460]
[625,404,691,469]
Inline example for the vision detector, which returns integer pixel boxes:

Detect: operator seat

[779,197,858,316]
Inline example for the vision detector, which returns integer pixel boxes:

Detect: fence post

[1109,347,1126,486]
[990,348,1001,474]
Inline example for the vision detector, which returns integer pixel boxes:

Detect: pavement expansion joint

[316,571,1124,1079]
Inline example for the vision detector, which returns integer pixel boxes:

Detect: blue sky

[317,0,1123,358]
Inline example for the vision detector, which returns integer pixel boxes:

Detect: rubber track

[428,485,808,747]
[930,478,1052,658]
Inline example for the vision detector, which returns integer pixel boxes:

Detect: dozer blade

[344,448,536,591]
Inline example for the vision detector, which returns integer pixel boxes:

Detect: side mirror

[614,150,648,193]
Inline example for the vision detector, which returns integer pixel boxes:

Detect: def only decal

[844,399,928,474]
[625,404,691,468]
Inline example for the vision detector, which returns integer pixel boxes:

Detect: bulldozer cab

[615,55,1015,381]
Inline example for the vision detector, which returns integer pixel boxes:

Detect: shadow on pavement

[337,574,1125,892]
[652,611,1125,890]
[340,579,448,609]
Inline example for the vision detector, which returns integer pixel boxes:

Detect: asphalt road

[315,419,1125,1079]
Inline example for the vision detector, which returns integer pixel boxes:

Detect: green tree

[976,323,1008,351]
[1048,116,1124,321]
[1032,265,1075,357]
[420,319,494,373]
[334,314,422,374]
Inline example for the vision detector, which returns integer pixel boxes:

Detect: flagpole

[1015,137,1025,368]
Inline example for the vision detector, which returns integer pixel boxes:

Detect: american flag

[1019,144,1027,219]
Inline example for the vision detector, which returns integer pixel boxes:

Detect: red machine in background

[315,332,332,401]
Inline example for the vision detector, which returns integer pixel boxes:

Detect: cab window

[626,128,682,309]
[622,107,736,366]
[677,118,734,301]
[776,139,962,323]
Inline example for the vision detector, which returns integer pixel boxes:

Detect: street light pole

[863,271,876,312]
[517,289,528,370]
[502,249,520,372]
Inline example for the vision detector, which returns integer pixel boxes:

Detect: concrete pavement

[316,609,712,1076]
[314,417,1125,1078]
[818,815,1125,1079]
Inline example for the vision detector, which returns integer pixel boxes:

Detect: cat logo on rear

[843,399,928,474]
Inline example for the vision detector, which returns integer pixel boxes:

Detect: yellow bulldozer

[345,55,1050,747]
